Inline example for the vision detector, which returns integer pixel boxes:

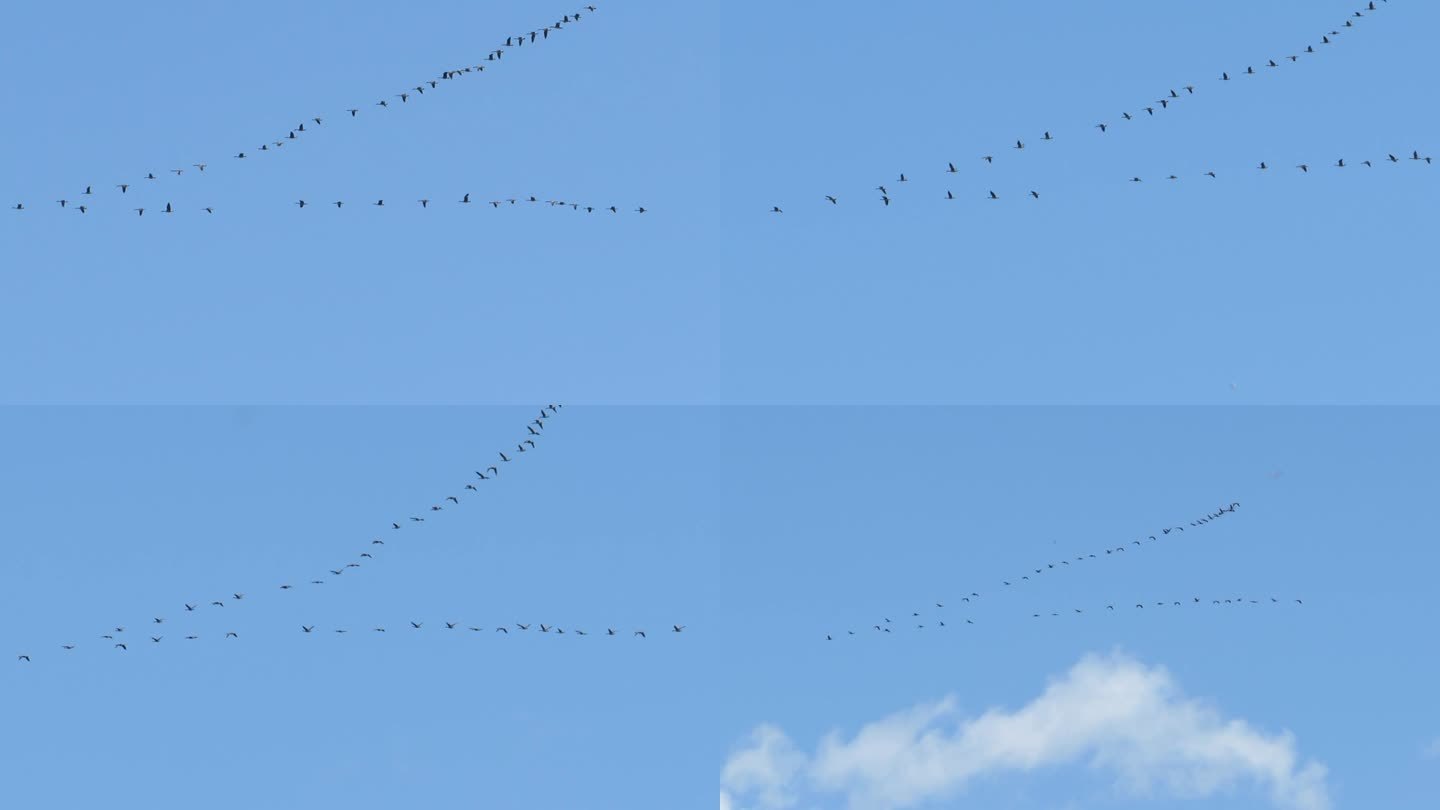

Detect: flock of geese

[767,1,1423,211]
[6,6,605,217]
[7,2,1420,220]
[822,502,1301,639]
[12,406,685,663]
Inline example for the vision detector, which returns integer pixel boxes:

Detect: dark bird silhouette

[225,632,238,639]
[634,631,646,638]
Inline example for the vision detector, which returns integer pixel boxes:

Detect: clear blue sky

[1,0,1436,403]
[2,1,1438,808]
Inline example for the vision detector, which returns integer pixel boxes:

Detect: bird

[418,199,430,208]
[153,617,164,624]
[946,162,958,174]
[225,632,238,639]
[1030,191,1040,199]
[1042,131,1053,141]
[150,636,163,643]
[672,625,685,633]
[446,622,457,629]
[211,601,224,607]
[634,631,646,638]
[988,191,998,200]
[296,200,307,208]
[1297,164,1309,172]
[302,626,314,633]
[410,622,423,629]
[1014,140,1025,150]
[771,206,782,213]
[62,644,75,650]
[17,655,31,662]
[114,644,127,650]
[1095,123,1107,133]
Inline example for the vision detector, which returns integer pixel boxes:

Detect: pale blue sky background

[2,406,1437,809]
[2,1,1438,808]
[1,0,1436,403]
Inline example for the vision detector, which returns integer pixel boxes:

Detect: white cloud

[721,652,1329,810]
[721,724,807,810]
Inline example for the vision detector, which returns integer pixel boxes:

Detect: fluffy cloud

[721,724,807,809]
[721,652,1329,810]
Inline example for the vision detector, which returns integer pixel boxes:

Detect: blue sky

[2,1,1439,808]
[1,0,1437,403]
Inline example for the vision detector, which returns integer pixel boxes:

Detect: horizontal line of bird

[10,198,647,215]
[1121,150,1434,183]
[835,502,1241,636]
[16,622,682,661]
[828,597,1304,638]
[13,6,599,206]
[22,407,562,665]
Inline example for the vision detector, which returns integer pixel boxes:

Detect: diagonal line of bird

[7,6,601,212]
[827,502,1247,639]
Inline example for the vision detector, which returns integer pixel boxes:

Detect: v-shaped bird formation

[822,502,1285,640]
[7,6,602,215]
[10,405,692,665]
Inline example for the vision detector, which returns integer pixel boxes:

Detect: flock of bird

[768,1,1417,212]
[10,195,649,217]
[823,502,1278,639]
[1122,148,1432,184]
[12,405,685,664]
[7,2,1416,221]
[7,6,603,216]
[1027,596,1304,620]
